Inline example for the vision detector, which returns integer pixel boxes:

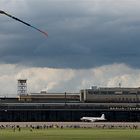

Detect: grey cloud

[0,0,140,68]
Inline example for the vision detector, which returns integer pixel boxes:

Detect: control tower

[17,79,27,96]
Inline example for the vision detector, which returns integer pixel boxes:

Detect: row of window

[105,97,138,102]
[88,91,138,94]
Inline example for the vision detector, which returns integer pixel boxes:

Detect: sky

[0,0,140,96]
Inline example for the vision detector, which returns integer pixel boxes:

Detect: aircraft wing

[81,117,96,122]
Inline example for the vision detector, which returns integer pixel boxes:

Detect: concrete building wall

[80,87,140,103]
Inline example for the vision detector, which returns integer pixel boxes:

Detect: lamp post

[65,92,66,106]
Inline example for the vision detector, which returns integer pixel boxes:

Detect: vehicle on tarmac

[81,114,106,122]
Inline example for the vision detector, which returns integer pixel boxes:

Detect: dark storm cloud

[1,0,140,68]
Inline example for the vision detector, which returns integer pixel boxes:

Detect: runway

[0,122,139,128]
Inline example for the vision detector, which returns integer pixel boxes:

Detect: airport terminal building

[0,80,140,122]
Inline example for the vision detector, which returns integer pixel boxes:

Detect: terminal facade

[0,80,140,122]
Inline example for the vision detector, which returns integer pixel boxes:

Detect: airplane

[80,114,106,122]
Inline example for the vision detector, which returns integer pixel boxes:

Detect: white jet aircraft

[80,114,106,122]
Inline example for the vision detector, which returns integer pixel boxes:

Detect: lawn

[0,128,140,140]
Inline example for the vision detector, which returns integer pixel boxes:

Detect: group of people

[94,124,138,129]
[0,123,138,131]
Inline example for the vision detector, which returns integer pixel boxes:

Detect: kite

[0,10,48,37]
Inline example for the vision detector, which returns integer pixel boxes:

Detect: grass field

[0,128,140,140]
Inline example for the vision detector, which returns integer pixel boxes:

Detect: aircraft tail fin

[101,114,105,119]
